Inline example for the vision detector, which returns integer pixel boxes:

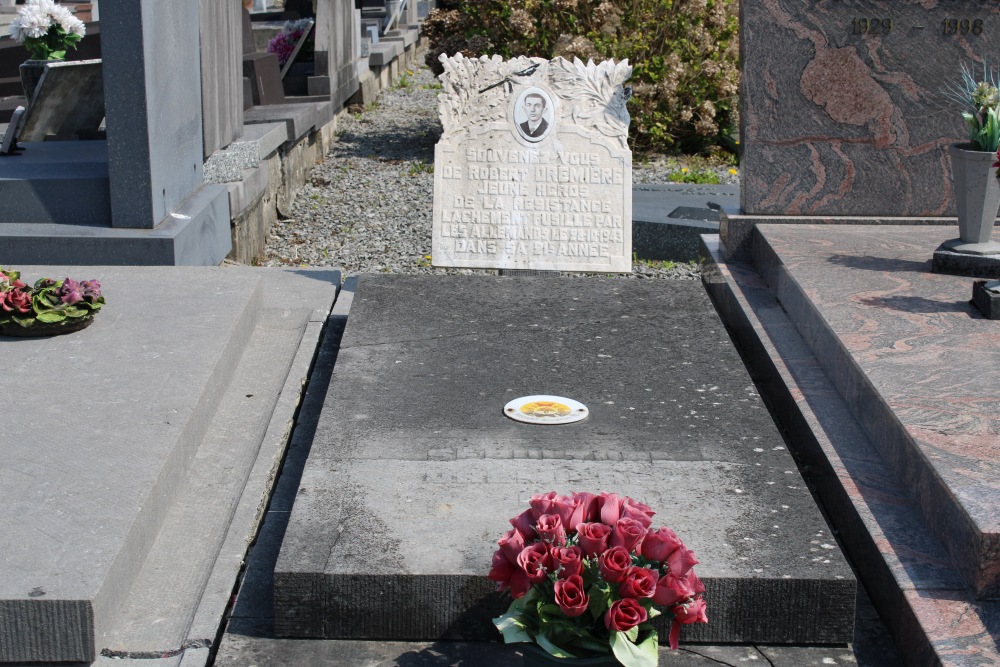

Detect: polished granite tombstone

[703,225,1000,664]
[273,275,855,645]
[740,0,1000,218]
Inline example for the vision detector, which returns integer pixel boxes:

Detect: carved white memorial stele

[432,54,633,272]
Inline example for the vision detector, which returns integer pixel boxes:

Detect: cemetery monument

[432,54,633,272]
[728,0,1000,261]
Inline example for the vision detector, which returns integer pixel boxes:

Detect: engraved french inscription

[432,54,633,272]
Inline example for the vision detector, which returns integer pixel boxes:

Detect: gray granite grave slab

[244,102,319,141]
[740,0,1000,217]
[631,183,735,261]
[0,266,339,663]
[368,41,401,68]
[274,276,855,645]
[238,121,290,158]
[432,55,633,272]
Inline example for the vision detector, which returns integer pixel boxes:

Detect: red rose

[653,570,701,606]
[576,522,612,558]
[572,491,599,524]
[604,598,648,632]
[489,549,532,600]
[621,497,655,529]
[554,574,589,617]
[536,513,567,547]
[509,509,537,541]
[668,598,709,649]
[642,526,683,563]
[598,545,632,583]
[610,517,646,552]
[530,491,559,519]
[551,495,579,531]
[618,566,658,599]
[598,492,624,525]
[666,544,699,578]
[517,543,552,583]
[0,287,31,314]
[498,528,525,564]
[509,569,532,599]
[488,548,515,586]
[673,597,708,625]
[550,545,583,579]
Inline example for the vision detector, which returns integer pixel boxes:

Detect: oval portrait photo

[513,87,555,143]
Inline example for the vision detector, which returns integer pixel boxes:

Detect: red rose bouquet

[490,491,707,666]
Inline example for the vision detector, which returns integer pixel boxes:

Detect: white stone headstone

[432,54,633,273]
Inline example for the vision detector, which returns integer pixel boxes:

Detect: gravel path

[262,58,735,280]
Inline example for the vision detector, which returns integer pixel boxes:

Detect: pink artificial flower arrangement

[266,18,314,68]
[0,266,104,332]
[490,491,708,666]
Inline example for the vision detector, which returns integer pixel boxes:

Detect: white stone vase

[949,142,1000,246]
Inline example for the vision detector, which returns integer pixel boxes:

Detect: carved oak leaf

[548,56,633,147]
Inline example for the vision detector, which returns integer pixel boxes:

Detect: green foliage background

[422,0,739,155]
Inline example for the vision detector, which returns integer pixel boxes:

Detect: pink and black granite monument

[725,0,1000,263]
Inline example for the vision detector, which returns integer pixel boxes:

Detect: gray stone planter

[948,143,1000,253]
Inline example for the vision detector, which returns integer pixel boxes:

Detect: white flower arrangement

[8,0,86,61]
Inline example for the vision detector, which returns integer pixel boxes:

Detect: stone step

[0,182,232,266]
[746,224,1000,600]
[0,141,110,225]
[702,230,1000,664]
[0,266,338,664]
[273,275,856,645]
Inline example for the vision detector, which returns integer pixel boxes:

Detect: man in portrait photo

[519,92,549,139]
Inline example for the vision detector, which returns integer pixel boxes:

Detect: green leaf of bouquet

[647,606,662,619]
[35,309,66,323]
[587,584,610,622]
[625,625,639,642]
[611,630,658,667]
[536,631,576,659]
[575,635,612,654]
[63,306,88,318]
[492,610,532,644]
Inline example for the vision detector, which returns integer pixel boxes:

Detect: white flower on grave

[54,9,85,38]
[8,0,86,60]
[9,5,52,41]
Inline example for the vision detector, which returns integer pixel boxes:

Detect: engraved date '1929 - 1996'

[849,17,984,35]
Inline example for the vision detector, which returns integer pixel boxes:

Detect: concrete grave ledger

[432,54,633,272]
[740,0,1000,217]
[274,276,856,644]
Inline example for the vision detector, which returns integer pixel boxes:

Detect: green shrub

[422,0,739,155]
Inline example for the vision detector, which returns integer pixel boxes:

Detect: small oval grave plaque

[504,395,588,425]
